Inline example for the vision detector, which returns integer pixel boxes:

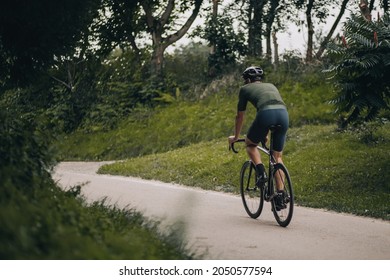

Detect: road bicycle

[230,125,294,227]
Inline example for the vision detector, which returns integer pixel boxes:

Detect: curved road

[53,161,390,260]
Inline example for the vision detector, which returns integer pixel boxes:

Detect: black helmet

[242,66,264,80]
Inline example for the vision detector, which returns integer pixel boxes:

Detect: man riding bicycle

[228,66,289,210]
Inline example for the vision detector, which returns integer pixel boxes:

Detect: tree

[210,0,219,57]
[247,0,268,56]
[325,13,390,126]
[293,0,316,62]
[140,0,204,77]
[0,0,101,87]
[194,12,247,77]
[229,0,268,57]
[315,0,351,59]
[97,0,142,56]
[264,0,281,62]
[193,2,248,77]
[292,0,337,62]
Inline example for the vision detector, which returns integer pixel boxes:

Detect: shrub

[325,13,390,126]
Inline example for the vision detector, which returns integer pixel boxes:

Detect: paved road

[53,161,390,260]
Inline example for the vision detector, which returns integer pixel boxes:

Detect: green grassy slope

[57,78,335,160]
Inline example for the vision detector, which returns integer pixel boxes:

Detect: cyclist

[228,66,289,210]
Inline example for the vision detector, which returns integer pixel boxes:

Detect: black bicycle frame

[230,127,280,202]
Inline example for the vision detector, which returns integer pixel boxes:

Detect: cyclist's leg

[245,137,268,185]
[245,137,261,165]
[246,111,269,174]
[271,109,288,155]
[271,109,289,191]
[273,151,285,191]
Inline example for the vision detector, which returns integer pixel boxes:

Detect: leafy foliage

[0,105,194,259]
[193,13,247,77]
[165,42,209,95]
[95,0,142,55]
[325,13,390,126]
[0,0,101,87]
[0,107,54,194]
[1,181,194,259]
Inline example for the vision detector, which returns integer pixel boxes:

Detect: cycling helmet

[242,66,264,80]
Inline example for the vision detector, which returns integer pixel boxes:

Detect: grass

[56,96,237,160]
[99,123,390,220]
[286,123,390,218]
[56,76,335,161]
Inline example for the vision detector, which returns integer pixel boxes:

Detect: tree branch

[315,0,350,59]
[49,74,72,91]
[140,1,154,29]
[164,0,203,46]
[161,0,175,26]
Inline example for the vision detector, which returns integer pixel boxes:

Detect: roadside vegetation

[0,110,194,259]
[56,71,336,160]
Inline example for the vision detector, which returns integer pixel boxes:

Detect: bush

[0,183,194,259]
[325,13,390,126]
[0,106,193,259]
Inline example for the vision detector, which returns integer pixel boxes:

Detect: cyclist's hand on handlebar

[228,135,238,150]
[229,137,245,153]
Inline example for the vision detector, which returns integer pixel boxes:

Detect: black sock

[255,163,265,176]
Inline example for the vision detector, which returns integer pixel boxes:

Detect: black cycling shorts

[246,107,289,152]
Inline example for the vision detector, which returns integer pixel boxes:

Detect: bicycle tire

[270,163,294,227]
[240,161,264,219]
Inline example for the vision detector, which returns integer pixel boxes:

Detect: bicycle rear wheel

[270,163,294,227]
[240,161,264,219]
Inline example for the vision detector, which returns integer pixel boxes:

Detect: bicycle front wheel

[240,161,264,219]
[270,163,294,227]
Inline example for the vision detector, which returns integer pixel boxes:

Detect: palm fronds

[325,12,390,126]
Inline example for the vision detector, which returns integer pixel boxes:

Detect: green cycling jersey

[237,82,286,112]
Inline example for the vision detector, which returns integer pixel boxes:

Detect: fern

[348,33,376,49]
[325,12,390,126]
[358,54,381,69]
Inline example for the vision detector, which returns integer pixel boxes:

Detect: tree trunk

[306,0,315,62]
[210,0,218,56]
[141,0,203,77]
[315,0,350,59]
[273,31,279,69]
[369,0,375,12]
[265,0,279,62]
[208,0,219,77]
[248,0,268,57]
[150,45,166,78]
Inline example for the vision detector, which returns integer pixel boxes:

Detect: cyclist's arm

[233,111,245,140]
